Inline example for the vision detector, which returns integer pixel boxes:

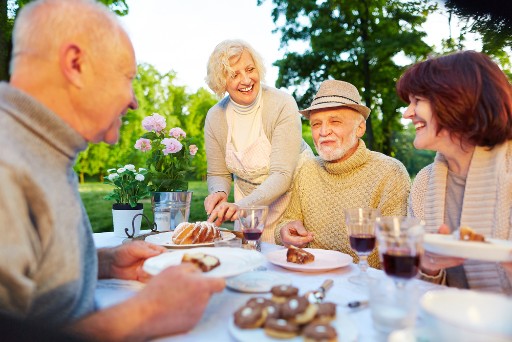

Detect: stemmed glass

[375,216,425,288]
[237,205,268,252]
[344,208,381,286]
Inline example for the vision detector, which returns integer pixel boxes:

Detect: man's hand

[280,221,314,248]
[71,264,226,341]
[97,241,167,282]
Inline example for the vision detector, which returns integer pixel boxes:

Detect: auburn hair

[396,50,512,147]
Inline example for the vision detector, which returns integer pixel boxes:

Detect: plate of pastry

[266,247,353,272]
[145,221,236,248]
[423,227,512,262]
[143,247,267,278]
[229,307,358,342]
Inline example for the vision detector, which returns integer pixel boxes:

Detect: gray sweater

[0,83,97,325]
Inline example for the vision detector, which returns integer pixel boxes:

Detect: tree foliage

[74,64,217,183]
[258,0,436,155]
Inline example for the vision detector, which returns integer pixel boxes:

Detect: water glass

[369,277,418,334]
[237,205,268,252]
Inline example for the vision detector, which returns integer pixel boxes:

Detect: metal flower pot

[151,191,192,231]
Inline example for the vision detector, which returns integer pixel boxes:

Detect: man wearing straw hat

[275,80,410,268]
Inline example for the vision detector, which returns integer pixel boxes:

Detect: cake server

[306,279,333,303]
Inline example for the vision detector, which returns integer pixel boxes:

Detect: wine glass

[237,205,268,252]
[375,216,425,288]
[344,208,381,286]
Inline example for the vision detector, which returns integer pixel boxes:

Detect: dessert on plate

[181,252,220,272]
[459,226,485,242]
[287,245,315,264]
[172,221,221,245]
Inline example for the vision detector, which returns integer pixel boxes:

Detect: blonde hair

[205,39,266,98]
[10,0,124,73]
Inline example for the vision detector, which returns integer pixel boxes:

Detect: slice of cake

[182,252,221,272]
[286,245,315,264]
[459,226,485,242]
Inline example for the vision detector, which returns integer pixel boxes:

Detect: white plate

[266,248,352,272]
[143,247,266,278]
[229,311,358,342]
[226,271,291,293]
[423,234,512,262]
[145,230,235,249]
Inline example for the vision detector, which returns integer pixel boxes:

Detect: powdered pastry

[172,221,221,245]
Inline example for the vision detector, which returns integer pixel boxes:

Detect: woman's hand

[204,192,228,216]
[280,221,314,248]
[97,241,167,282]
[420,224,465,275]
[207,202,239,226]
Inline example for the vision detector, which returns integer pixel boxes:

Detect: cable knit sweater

[275,140,411,268]
[409,142,512,294]
[0,83,97,325]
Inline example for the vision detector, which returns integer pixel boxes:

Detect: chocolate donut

[314,302,337,323]
[281,296,318,325]
[233,305,266,329]
[264,318,299,339]
[270,285,299,303]
[303,322,338,342]
[246,297,281,320]
[246,297,274,308]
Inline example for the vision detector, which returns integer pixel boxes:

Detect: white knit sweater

[409,141,512,294]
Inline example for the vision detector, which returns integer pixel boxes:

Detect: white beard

[315,129,359,162]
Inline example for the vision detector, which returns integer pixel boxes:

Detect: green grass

[80,181,234,233]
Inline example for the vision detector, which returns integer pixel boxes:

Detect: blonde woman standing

[204,39,313,243]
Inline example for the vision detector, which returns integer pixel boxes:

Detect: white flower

[117,167,126,173]
[108,173,120,181]
[124,164,135,171]
[107,168,116,173]
[135,174,145,181]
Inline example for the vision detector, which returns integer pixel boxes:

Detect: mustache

[317,137,338,144]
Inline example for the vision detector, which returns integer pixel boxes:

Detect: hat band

[313,94,360,105]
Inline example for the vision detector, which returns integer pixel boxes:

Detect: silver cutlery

[305,279,333,303]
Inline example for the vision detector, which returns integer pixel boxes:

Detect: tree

[1,0,129,81]
[257,0,436,155]
[442,0,512,78]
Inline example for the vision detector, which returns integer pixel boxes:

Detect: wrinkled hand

[207,202,239,226]
[98,240,167,282]
[280,221,314,248]
[204,192,228,216]
[420,224,465,275]
[132,264,226,339]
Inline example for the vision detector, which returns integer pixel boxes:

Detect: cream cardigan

[409,142,512,294]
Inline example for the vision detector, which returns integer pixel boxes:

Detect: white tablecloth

[93,232,439,342]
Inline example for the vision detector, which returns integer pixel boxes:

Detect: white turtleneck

[227,89,263,152]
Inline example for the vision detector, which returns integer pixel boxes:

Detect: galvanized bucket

[151,191,192,231]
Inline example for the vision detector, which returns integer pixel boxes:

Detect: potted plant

[104,165,150,237]
[134,113,198,231]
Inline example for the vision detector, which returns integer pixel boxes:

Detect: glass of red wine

[344,208,381,286]
[375,216,425,288]
[237,205,269,252]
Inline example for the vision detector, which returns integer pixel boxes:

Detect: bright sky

[119,0,477,94]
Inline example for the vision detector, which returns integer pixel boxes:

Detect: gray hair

[205,39,266,98]
[10,0,125,73]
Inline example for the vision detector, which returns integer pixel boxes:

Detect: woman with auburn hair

[396,50,512,293]
[203,39,313,243]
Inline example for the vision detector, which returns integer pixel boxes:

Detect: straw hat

[300,80,371,119]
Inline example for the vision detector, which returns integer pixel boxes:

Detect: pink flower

[169,127,186,139]
[189,144,198,156]
[142,113,166,132]
[161,138,183,155]
[134,138,152,152]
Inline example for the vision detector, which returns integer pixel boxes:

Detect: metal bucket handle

[125,213,158,238]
